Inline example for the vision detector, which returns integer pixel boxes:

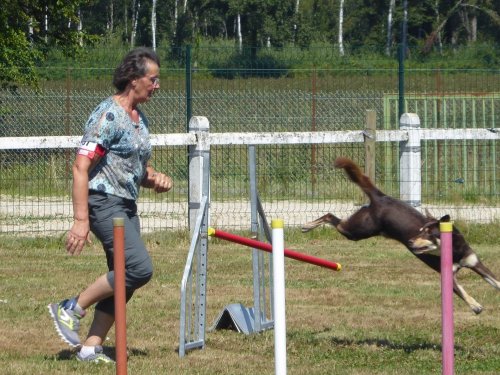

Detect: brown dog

[302,157,499,314]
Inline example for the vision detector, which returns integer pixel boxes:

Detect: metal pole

[440,221,455,375]
[399,0,408,119]
[249,145,262,332]
[272,219,286,375]
[185,45,192,132]
[398,44,405,120]
[113,217,127,375]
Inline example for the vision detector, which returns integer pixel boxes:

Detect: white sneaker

[76,346,115,363]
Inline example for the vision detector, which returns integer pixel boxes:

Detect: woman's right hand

[66,221,91,255]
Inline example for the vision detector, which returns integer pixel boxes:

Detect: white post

[188,116,210,236]
[399,113,421,209]
[272,218,287,375]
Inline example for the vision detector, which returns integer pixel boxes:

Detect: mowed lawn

[0,227,499,375]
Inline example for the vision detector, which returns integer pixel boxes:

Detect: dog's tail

[334,157,384,200]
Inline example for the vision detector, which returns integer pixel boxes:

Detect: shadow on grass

[329,336,462,353]
[49,346,148,361]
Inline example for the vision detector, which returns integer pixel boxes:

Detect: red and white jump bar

[207,227,341,272]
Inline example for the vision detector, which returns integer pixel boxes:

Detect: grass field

[0,227,499,374]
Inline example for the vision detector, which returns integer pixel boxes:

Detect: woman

[48,47,172,363]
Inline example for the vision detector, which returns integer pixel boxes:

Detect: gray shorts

[88,191,153,314]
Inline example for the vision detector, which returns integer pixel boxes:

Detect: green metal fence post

[186,45,192,131]
[398,43,405,119]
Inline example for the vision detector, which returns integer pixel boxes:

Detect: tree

[0,0,98,88]
[386,0,396,55]
[151,0,157,49]
[422,0,500,53]
[338,0,345,55]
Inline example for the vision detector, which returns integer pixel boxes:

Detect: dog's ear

[419,219,439,232]
[424,208,435,219]
[439,214,451,222]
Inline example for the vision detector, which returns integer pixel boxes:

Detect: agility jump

[207,227,341,272]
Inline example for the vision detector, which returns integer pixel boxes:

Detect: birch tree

[293,0,300,45]
[386,0,396,56]
[124,0,128,38]
[338,0,345,56]
[151,0,157,50]
[108,0,114,33]
[130,0,141,47]
[173,0,178,39]
[237,13,242,51]
[78,9,83,46]
[1,0,96,88]
[433,0,443,53]
[421,0,500,52]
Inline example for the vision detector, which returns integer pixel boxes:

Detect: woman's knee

[126,259,153,289]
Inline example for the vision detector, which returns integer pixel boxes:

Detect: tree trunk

[151,0,157,50]
[237,13,242,52]
[293,0,300,45]
[471,14,477,42]
[108,0,114,33]
[422,0,465,54]
[402,0,408,58]
[459,9,471,42]
[173,0,178,39]
[131,0,140,47]
[338,0,345,56]
[28,17,34,42]
[78,9,83,46]
[386,0,396,56]
[45,6,48,43]
[434,0,443,54]
[124,0,128,39]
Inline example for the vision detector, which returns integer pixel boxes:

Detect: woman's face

[134,60,160,103]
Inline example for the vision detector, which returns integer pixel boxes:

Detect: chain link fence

[0,46,498,235]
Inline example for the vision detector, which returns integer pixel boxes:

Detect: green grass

[0,228,499,374]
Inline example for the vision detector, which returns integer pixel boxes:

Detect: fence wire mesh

[0,47,498,235]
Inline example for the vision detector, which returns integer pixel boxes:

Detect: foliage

[2,0,500,88]
[0,29,41,89]
[0,0,101,88]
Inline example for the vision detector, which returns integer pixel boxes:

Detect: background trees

[1,0,499,87]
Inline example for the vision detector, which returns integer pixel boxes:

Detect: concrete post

[399,113,421,209]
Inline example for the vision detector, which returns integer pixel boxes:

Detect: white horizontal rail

[0,129,497,150]
[0,135,81,149]
[206,130,369,145]
[0,133,197,150]
[419,128,499,140]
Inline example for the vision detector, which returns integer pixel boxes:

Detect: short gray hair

[112,47,160,92]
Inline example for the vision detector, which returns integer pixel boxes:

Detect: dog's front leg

[453,273,483,314]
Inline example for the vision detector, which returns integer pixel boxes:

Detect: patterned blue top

[81,96,152,201]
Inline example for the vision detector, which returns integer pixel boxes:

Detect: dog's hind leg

[333,206,382,240]
[303,207,381,241]
[461,254,500,290]
[302,213,341,233]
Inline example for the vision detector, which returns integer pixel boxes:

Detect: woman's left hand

[152,172,173,193]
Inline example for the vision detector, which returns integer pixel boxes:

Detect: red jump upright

[113,217,127,375]
[208,227,341,272]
